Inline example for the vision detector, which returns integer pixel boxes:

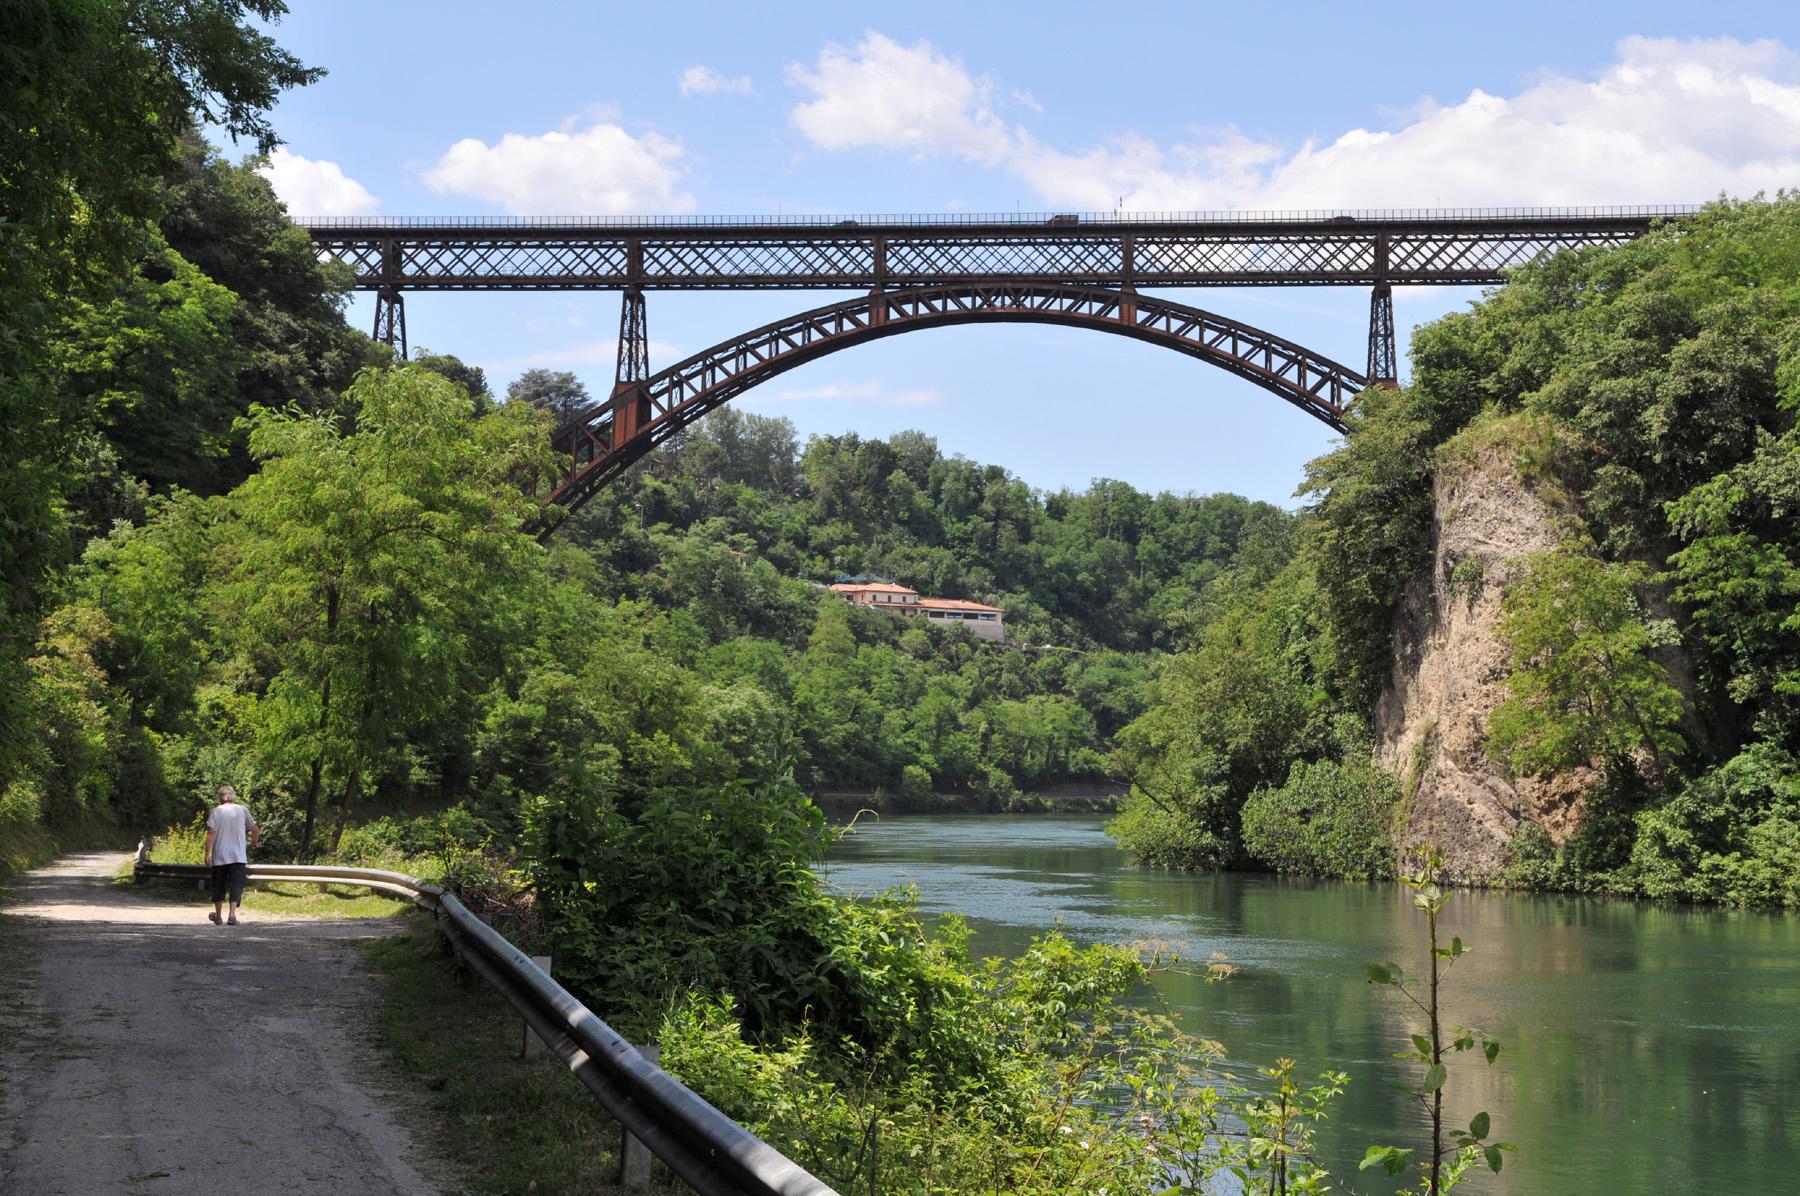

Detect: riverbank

[810,782,1124,818]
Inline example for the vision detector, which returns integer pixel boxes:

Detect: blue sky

[251,2,1800,504]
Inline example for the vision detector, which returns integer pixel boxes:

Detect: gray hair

[217,785,237,802]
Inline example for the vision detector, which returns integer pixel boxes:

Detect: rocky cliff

[1374,444,1596,882]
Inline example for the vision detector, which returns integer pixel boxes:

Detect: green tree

[1242,756,1398,880]
[1487,552,1687,780]
[506,368,591,424]
[412,348,493,412]
[216,366,554,856]
[51,244,244,505]
[1664,425,1800,741]
[158,137,386,452]
[1110,560,1329,867]
[1,0,317,792]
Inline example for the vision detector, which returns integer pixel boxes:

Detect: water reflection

[824,814,1800,1195]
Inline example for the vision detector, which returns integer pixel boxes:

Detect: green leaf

[1469,1111,1490,1139]
[1423,1064,1447,1091]
[1360,1145,1413,1176]
[1485,1145,1504,1173]
[1367,963,1393,985]
[1484,1039,1501,1064]
[1411,1033,1432,1057]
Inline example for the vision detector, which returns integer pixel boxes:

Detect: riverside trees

[1,0,329,829]
[1112,197,1800,908]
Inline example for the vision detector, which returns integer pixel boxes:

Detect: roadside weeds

[363,917,674,1195]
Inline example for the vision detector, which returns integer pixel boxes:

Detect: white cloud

[787,33,1010,164]
[790,34,1800,210]
[423,121,693,216]
[761,380,939,406]
[679,65,753,96]
[257,148,379,217]
[1011,89,1044,115]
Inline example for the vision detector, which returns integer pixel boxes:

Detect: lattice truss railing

[318,227,1646,290]
[545,283,1363,514]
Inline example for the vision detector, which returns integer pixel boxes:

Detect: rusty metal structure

[547,281,1366,512]
[308,207,1692,511]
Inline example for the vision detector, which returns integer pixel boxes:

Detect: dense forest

[558,406,1290,800]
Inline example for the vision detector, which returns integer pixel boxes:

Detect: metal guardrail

[133,852,839,1196]
[299,204,1706,230]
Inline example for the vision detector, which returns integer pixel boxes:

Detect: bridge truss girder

[310,212,1670,291]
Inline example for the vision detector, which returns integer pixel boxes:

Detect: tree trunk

[297,583,340,860]
[327,764,362,856]
[327,602,381,856]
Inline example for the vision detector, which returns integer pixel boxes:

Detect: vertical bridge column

[1366,233,1397,388]
[615,287,649,386]
[1119,235,1138,324]
[372,237,407,360]
[610,242,652,446]
[867,237,888,326]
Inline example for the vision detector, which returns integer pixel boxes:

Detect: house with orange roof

[828,581,1006,643]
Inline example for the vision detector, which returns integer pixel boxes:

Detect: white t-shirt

[207,803,257,866]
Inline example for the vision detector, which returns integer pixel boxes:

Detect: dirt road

[0,853,450,1195]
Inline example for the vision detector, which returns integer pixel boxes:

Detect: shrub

[897,764,933,804]
[1501,822,1560,890]
[524,770,845,1042]
[1107,790,1236,869]
[1241,758,1399,880]
[1622,744,1800,907]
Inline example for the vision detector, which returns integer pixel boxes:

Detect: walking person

[205,785,258,926]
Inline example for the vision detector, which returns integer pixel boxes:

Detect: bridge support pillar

[609,382,653,451]
[616,288,649,387]
[1366,284,1397,388]
[373,287,407,360]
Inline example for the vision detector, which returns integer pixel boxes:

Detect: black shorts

[210,862,247,905]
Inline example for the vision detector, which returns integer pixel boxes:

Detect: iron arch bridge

[305,207,1696,511]
[542,282,1362,516]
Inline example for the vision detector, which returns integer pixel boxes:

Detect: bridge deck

[309,206,1698,291]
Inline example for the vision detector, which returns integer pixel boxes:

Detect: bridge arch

[545,282,1365,516]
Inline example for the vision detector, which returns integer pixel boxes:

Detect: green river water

[823,814,1800,1194]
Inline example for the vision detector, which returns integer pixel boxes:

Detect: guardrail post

[620,1044,659,1188]
[134,840,149,885]
[520,955,553,1058]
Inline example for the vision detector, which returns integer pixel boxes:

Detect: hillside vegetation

[1111,197,1800,908]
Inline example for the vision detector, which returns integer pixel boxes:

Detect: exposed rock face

[1374,450,1598,882]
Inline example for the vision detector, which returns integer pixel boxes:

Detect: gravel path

[0,853,451,1195]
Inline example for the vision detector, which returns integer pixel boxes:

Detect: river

[823,814,1800,1194]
